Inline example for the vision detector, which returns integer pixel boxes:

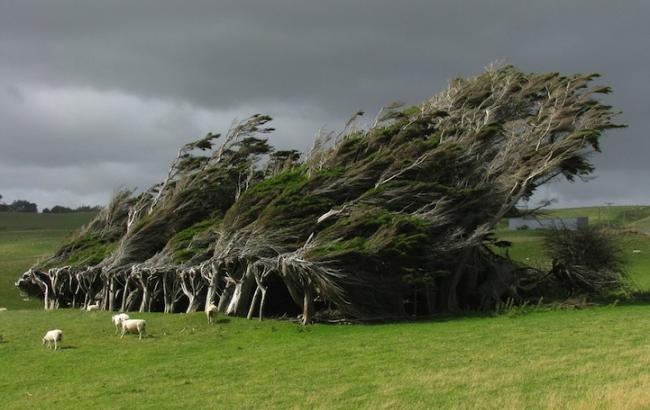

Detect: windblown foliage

[16,66,624,322]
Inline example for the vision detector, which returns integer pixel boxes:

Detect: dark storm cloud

[0,0,648,208]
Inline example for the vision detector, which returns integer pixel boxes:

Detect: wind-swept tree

[17,65,624,320]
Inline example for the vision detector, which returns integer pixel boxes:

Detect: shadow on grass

[215,318,231,324]
[118,334,156,340]
[312,293,650,326]
[607,291,650,307]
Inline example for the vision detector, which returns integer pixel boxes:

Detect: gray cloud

[0,0,648,208]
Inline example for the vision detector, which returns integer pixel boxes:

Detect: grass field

[1,209,650,408]
[3,306,650,408]
[0,212,96,309]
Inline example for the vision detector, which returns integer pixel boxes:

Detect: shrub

[543,226,627,294]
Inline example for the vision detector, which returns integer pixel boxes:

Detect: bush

[543,226,627,294]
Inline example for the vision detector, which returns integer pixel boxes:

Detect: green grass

[0,212,97,231]
[3,307,650,408]
[0,212,96,309]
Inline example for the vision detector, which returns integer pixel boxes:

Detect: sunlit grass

[2,306,650,408]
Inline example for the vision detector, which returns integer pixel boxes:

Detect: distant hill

[545,206,650,232]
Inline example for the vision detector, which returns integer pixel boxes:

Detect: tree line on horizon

[0,194,100,214]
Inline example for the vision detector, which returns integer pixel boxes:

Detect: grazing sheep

[111,313,130,334]
[0,307,7,312]
[86,303,100,311]
[121,319,146,340]
[206,304,218,324]
[633,249,642,254]
[42,329,63,350]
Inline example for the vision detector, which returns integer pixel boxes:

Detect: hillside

[0,212,96,309]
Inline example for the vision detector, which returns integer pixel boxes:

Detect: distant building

[507,216,588,231]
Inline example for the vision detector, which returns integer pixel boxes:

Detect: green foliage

[167,217,220,263]
[543,226,627,294]
[309,209,432,284]
[544,226,625,273]
[58,235,117,267]
[223,168,309,230]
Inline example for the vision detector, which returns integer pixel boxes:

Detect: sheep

[633,249,642,254]
[86,303,100,311]
[0,307,7,312]
[111,313,130,334]
[121,319,146,340]
[206,304,218,324]
[42,329,63,350]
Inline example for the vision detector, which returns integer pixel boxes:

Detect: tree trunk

[139,288,150,313]
[247,287,261,320]
[108,277,116,311]
[43,287,50,311]
[425,283,435,315]
[120,280,129,312]
[302,286,314,325]
[259,287,267,321]
[444,248,474,312]
[234,273,256,316]
[225,282,242,315]
[217,282,234,313]
[162,274,175,313]
[204,272,220,312]
[186,295,200,313]
[125,289,140,311]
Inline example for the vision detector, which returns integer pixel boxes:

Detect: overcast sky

[1,0,648,209]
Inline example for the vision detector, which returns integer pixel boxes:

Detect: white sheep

[633,249,642,254]
[206,304,218,323]
[121,319,147,340]
[111,313,130,334]
[42,329,63,350]
[0,307,7,312]
[86,303,100,311]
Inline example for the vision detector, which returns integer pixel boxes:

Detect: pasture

[1,208,650,408]
[3,306,650,408]
[0,212,96,309]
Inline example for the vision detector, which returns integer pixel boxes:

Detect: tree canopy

[16,66,624,322]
